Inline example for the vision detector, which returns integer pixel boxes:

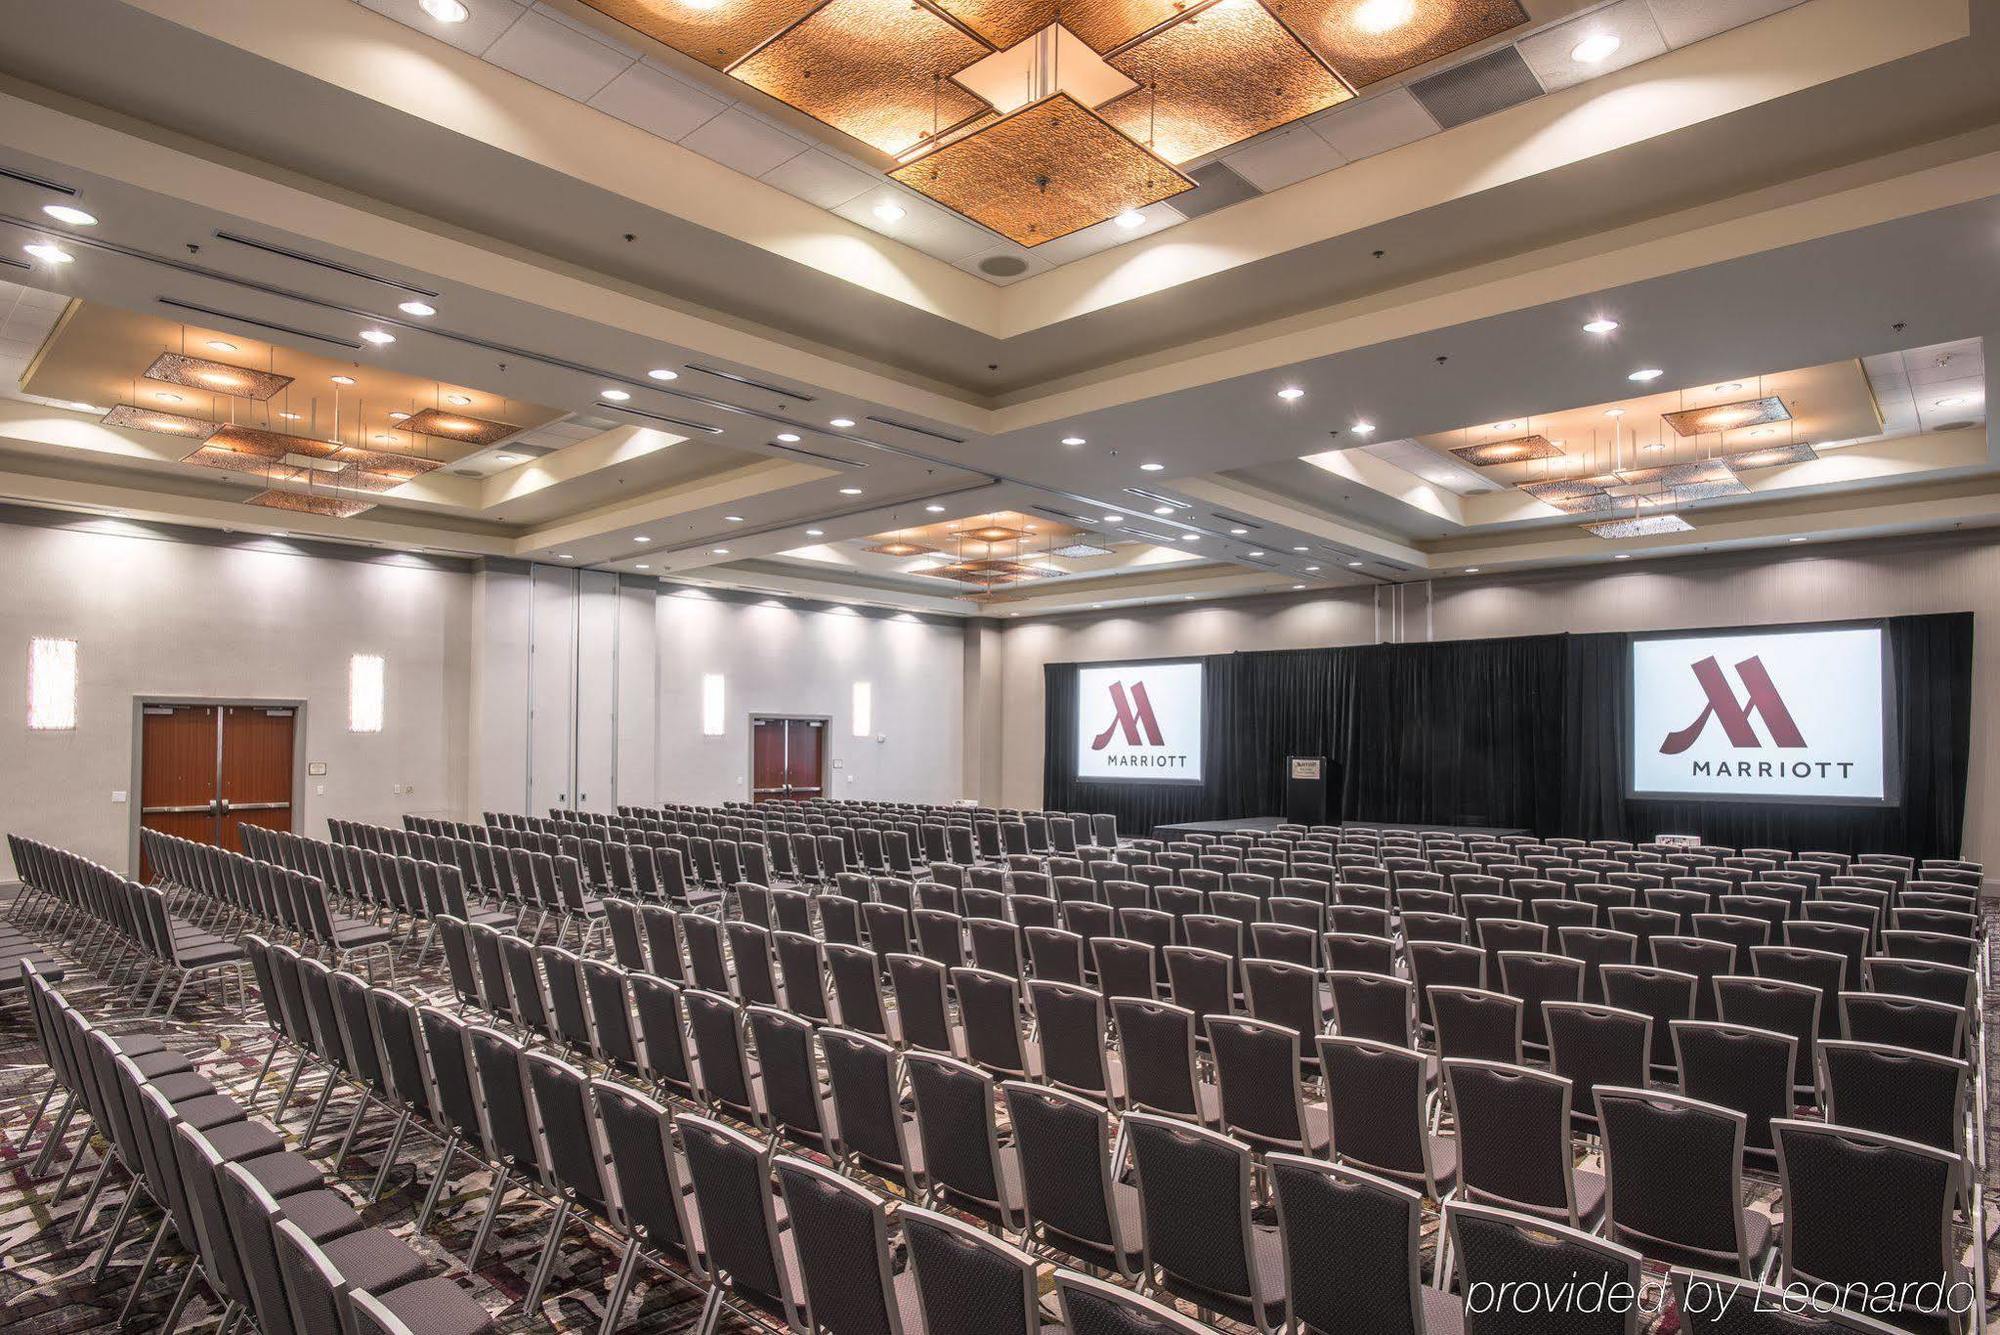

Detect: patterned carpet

[1,892,1993,1334]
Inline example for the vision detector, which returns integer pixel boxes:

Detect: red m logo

[1090,681,1165,751]
[1660,655,1807,755]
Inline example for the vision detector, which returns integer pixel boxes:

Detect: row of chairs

[17,961,493,1335]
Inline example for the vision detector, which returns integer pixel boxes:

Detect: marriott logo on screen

[1662,654,1856,781]
[1090,681,1190,769]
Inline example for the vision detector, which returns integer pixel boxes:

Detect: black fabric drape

[1041,613,1971,859]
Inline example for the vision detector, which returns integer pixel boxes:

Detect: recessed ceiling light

[1583,318,1619,334]
[1113,209,1146,230]
[830,417,854,428]
[154,392,183,403]
[1753,427,1777,436]
[1716,383,1743,392]
[1465,567,1481,574]
[776,433,801,442]
[1305,565,1321,572]
[398,300,436,317]
[1789,536,1808,543]
[635,562,650,570]
[1351,421,1375,435]
[1293,584,1306,590]
[1935,395,1971,407]
[1248,550,1266,557]
[1347,560,1363,567]
[388,411,410,420]
[1293,545,1309,552]
[359,329,395,345]
[67,400,97,412]
[1153,506,1174,516]
[1605,408,1626,418]
[444,394,471,405]
[634,535,652,544]
[1570,32,1622,63]
[1278,386,1305,401]
[1642,442,1666,452]
[1061,436,1086,446]
[723,515,746,523]
[924,504,945,513]
[494,453,526,464]
[206,340,237,353]
[375,433,398,443]
[279,412,302,421]
[1494,421,1518,431]
[711,548,729,555]
[331,375,357,386]
[1628,368,1664,382]
[840,487,863,495]
[648,368,679,381]
[601,388,630,401]
[1352,0,1416,33]
[23,243,73,264]
[1139,462,1164,471]
[1613,553,1631,560]
[1103,514,1123,524]
[421,0,470,19]
[872,201,906,223]
[1228,527,1247,535]
[557,553,573,560]
[805,527,826,536]
[41,204,97,226]
[1180,534,1198,542]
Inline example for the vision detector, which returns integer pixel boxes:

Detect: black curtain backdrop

[1043,613,1972,860]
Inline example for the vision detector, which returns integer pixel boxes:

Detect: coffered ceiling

[0,0,1994,616]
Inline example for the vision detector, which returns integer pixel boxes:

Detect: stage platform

[1149,816,1532,840]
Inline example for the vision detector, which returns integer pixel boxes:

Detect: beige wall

[0,517,474,879]
[991,532,1997,861]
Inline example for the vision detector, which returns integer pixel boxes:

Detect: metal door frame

[746,714,830,803]
[128,695,307,875]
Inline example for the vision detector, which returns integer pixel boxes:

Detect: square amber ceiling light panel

[1449,434,1562,466]
[929,0,1184,51]
[397,407,521,448]
[731,0,993,157]
[102,403,221,442]
[1584,512,1694,539]
[863,539,939,556]
[1269,0,1527,87]
[1661,395,1792,438]
[1100,0,1351,164]
[245,489,377,518]
[579,0,829,70]
[892,93,1192,245]
[143,352,294,402]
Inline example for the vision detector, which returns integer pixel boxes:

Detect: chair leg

[368,1110,412,1203]
[91,1182,143,1283]
[598,1237,643,1335]
[160,972,193,1020]
[522,1198,572,1312]
[51,1132,98,1205]
[116,1217,172,1326]
[272,1053,311,1125]
[413,1133,460,1235]
[245,1042,282,1111]
[17,1075,59,1150]
[331,1096,371,1175]
[67,1150,120,1244]
[301,1077,341,1149]
[694,1285,725,1335]
[159,1260,202,1332]
[29,1098,77,1176]
[465,1168,511,1271]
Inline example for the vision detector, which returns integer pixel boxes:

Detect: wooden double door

[139,703,296,878]
[751,716,826,803]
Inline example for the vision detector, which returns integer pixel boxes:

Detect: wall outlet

[110,790,127,804]
[832,759,844,769]
[315,784,326,796]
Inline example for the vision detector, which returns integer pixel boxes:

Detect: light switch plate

[111,790,127,803]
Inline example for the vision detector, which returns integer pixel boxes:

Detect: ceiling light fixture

[1789,536,1808,543]
[711,548,730,555]
[280,412,303,421]
[1613,553,1630,560]
[1103,514,1123,523]
[42,204,97,226]
[205,340,236,353]
[1293,545,1309,552]
[389,412,410,420]
[1228,527,1247,535]
[154,392,183,403]
[420,0,470,21]
[359,329,395,345]
[601,388,630,401]
[1248,550,1266,557]
[1305,565,1320,571]
[1139,462,1164,471]
[1605,408,1626,418]
[331,375,356,385]
[24,243,73,263]
[635,562,650,569]
[1293,584,1306,590]
[1628,368,1664,382]
[1278,386,1305,401]
[1464,567,1481,574]
[1061,436,1085,446]
[1570,32,1621,63]
[399,301,437,317]
[1936,395,1971,408]
[648,368,679,381]
[776,433,801,442]
[494,453,527,464]
[1583,318,1619,334]
[924,504,946,513]
[1347,560,1363,567]
[634,535,652,543]
[1351,421,1375,435]
[726,515,745,522]
[444,394,471,405]
[830,417,855,427]
[806,528,825,536]
[840,486,863,495]
[872,201,906,223]
[1113,210,1146,229]
[1153,506,1174,515]
[557,553,573,560]
[1352,0,1417,33]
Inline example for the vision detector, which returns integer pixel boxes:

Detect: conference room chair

[1406,939,1485,1034]
[1316,1035,1458,1201]
[1474,917,1547,995]
[1864,956,1977,1011]
[1325,968,1415,1048]
[678,1112,805,1334]
[588,1080,701,1335]
[1206,1015,1326,1158]
[1445,1059,1605,1231]
[1714,976,1822,1099]
[912,907,967,969]
[1817,1040,1971,1162]
[1053,1269,1214,1334]
[770,929,831,1023]
[1268,1156,1463,1335]
[818,893,863,947]
[1001,1081,1143,1279]
[1651,935,1736,1021]
[1429,987,1524,1066]
[1672,1021,1797,1166]
[1772,1120,1974,1335]
[1542,1001,1650,1137]
[747,1005,829,1153]
[1840,991,1967,1060]
[962,885,1010,921]
[821,1027,922,1195]
[636,904,686,984]
[1593,1086,1772,1281]
[1026,924,1088,984]
[628,973,697,1104]
[955,965,1037,1080]
[824,941,892,1043]
[1112,998,1217,1126]
[1163,946,1237,1043]
[1124,1112,1285,1333]
[1783,920,1869,989]
[889,953,958,1057]
[1445,1200,1641,1335]
[898,1205,1049,1335]
[1009,894,1061,933]
[1498,950,1583,1054]
[862,902,915,965]
[904,1050,1025,1233]
[1029,980,1120,1103]
[1092,934,1157,1001]
[1529,898,1598,934]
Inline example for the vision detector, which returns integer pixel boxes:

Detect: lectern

[1285,755,1331,826]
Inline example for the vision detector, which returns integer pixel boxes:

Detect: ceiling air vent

[1167,161,1262,220]
[979,255,1030,278]
[1408,45,1544,129]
